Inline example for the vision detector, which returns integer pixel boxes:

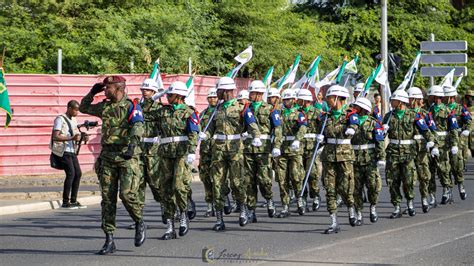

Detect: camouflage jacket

[152,104,199,158]
[351,115,385,164]
[209,99,260,153]
[275,105,307,156]
[242,101,282,154]
[79,92,144,162]
[199,105,215,155]
[428,103,459,148]
[320,106,359,162]
[140,98,162,156]
[300,105,321,155]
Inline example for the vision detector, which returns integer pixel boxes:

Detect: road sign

[420,41,468,52]
[421,53,468,64]
[420,66,467,77]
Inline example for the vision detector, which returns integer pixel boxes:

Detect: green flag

[0,67,12,128]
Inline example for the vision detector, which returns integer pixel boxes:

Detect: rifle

[75,120,98,155]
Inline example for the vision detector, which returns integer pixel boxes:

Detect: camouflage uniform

[79,92,144,234]
[447,103,471,188]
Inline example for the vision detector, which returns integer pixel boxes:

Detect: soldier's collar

[172,103,187,110]
[222,99,236,109]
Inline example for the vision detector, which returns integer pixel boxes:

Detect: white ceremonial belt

[160,136,188,144]
[327,138,351,145]
[389,139,414,145]
[413,135,425,140]
[436,131,448,136]
[213,134,241,140]
[142,137,160,143]
[352,144,375,150]
[284,136,296,141]
[257,134,271,140]
[304,133,317,139]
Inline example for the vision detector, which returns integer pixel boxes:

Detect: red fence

[0,74,250,176]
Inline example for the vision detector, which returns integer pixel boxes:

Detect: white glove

[431,147,440,157]
[198,132,207,141]
[290,140,300,151]
[316,134,324,143]
[271,148,281,158]
[377,160,386,168]
[461,130,470,137]
[451,146,459,155]
[426,141,435,150]
[252,137,262,147]
[345,128,355,136]
[383,124,390,134]
[186,154,196,165]
[241,132,249,140]
[316,147,324,156]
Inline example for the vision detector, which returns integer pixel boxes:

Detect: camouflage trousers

[386,157,415,206]
[429,146,451,190]
[210,151,245,210]
[159,156,191,220]
[322,161,355,214]
[98,156,143,234]
[275,155,304,206]
[199,151,214,204]
[450,135,467,185]
[302,152,320,199]
[243,153,273,210]
[354,161,381,211]
[414,148,431,198]
[137,155,161,210]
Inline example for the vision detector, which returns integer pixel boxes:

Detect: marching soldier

[351,97,385,224]
[317,85,359,233]
[153,81,199,240]
[275,89,307,218]
[208,77,262,231]
[444,85,470,200]
[79,76,146,255]
[237,90,250,105]
[352,83,364,102]
[383,90,435,219]
[242,80,281,222]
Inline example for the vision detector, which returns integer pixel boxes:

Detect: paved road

[1,163,473,265]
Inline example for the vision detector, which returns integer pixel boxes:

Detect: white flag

[234,46,253,64]
[439,68,455,88]
[375,66,388,85]
[345,58,358,74]
[315,67,339,88]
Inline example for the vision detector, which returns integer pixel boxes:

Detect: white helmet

[354,83,365,93]
[391,90,409,103]
[207,88,217,98]
[167,81,188,97]
[281,89,297,100]
[443,85,457,97]
[407,87,424,99]
[326,85,350,98]
[428,85,444,97]
[353,97,372,113]
[248,80,266,93]
[216,77,236,90]
[140,78,159,92]
[267,87,281,98]
[237,90,249,100]
[297,89,313,101]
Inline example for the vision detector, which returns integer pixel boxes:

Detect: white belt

[258,134,271,140]
[436,131,448,136]
[304,133,317,139]
[160,136,188,144]
[327,138,351,145]
[352,144,375,150]
[213,134,241,141]
[389,139,414,145]
[414,135,425,140]
[142,137,160,143]
[284,136,296,141]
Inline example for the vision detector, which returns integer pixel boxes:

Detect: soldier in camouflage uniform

[152,81,199,240]
[208,77,261,231]
[444,85,469,201]
[464,89,474,158]
[427,86,459,205]
[79,75,146,255]
[351,97,385,225]
[407,87,436,213]
[274,89,307,218]
[242,80,281,222]
[296,89,322,211]
[383,90,435,219]
[317,85,358,233]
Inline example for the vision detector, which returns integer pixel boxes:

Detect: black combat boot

[390,205,402,219]
[239,204,249,227]
[458,183,467,200]
[324,213,340,234]
[407,200,416,217]
[162,219,177,240]
[312,195,320,211]
[179,211,189,236]
[134,220,146,247]
[267,199,276,218]
[187,199,196,220]
[355,209,363,226]
[369,204,378,223]
[421,197,430,213]
[277,204,290,218]
[348,206,356,226]
[297,197,305,215]
[248,209,257,223]
[441,187,449,205]
[213,210,225,231]
[97,233,116,255]
[223,195,232,215]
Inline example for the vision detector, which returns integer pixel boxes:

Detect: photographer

[50,100,87,209]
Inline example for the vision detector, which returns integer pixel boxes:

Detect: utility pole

[57,49,62,75]
[381,0,388,114]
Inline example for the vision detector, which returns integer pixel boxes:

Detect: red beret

[103,75,126,84]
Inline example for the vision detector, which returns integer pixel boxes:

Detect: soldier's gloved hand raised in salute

[122,144,135,160]
[90,83,105,95]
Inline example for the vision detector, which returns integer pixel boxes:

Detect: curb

[0,195,102,216]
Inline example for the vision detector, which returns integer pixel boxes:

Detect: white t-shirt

[53,115,77,153]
